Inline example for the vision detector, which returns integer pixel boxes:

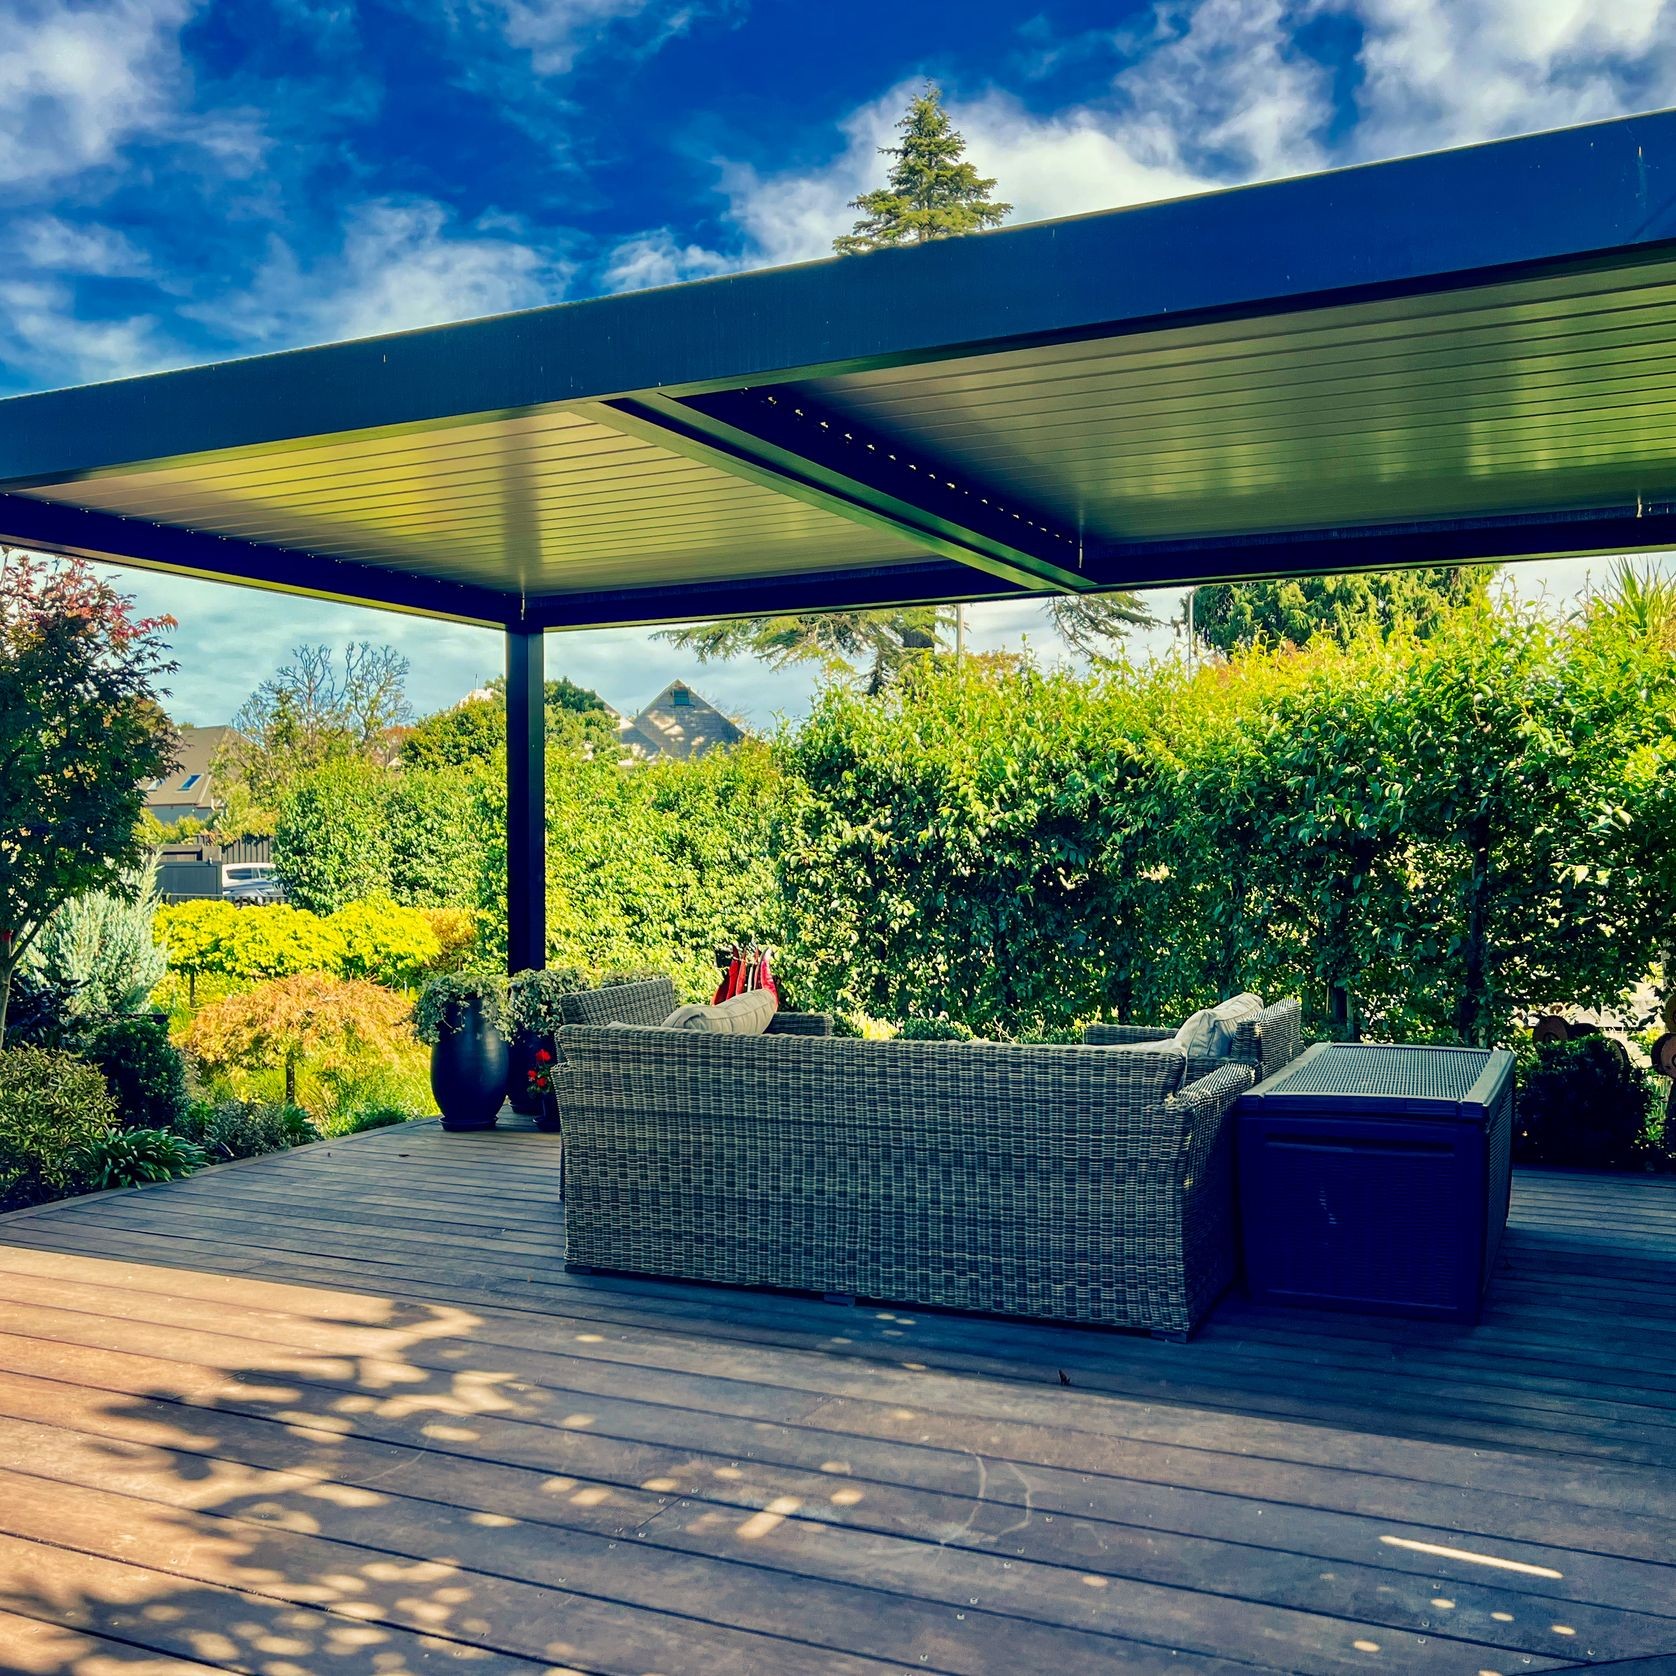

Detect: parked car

[221,863,285,906]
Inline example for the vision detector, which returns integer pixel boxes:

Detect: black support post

[505,627,546,976]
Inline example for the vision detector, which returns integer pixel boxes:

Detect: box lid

[1241,1042,1514,1121]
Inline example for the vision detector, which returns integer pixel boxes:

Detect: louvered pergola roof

[5,109,1676,629]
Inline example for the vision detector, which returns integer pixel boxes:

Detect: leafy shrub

[475,743,782,1001]
[78,1127,206,1189]
[413,971,506,1044]
[0,968,84,1050]
[387,765,493,908]
[152,898,240,999]
[179,1097,318,1161]
[598,965,673,989]
[24,855,167,1021]
[898,1016,975,1042]
[419,907,480,973]
[218,905,346,982]
[183,972,415,1106]
[0,1047,115,1210]
[327,895,442,988]
[344,1104,413,1133]
[1515,1037,1659,1170]
[506,965,590,1039]
[87,1014,188,1131]
[778,594,1676,1046]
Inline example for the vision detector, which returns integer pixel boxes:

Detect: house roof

[618,682,744,762]
[145,724,233,812]
[6,110,1676,626]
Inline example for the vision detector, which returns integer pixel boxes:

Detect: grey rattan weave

[1084,998,1303,1085]
[554,976,833,1037]
[557,1027,1253,1336]
[546,979,830,1197]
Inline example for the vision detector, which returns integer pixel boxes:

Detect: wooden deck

[0,1119,1672,1676]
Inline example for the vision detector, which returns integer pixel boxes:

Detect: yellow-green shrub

[327,895,441,987]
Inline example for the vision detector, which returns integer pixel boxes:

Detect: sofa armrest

[1165,1062,1255,1334]
[1084,1023,1174,1047]
[766,1011,834,1037]
[1238,998,1303,1081]
[1172,1061,1255,1125]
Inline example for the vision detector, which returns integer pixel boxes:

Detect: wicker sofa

[556,1027,1254,1336]
[1084,997,1303,1085]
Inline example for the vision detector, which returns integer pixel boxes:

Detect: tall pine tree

[669,86,1151,675]
[834,84,1011,253]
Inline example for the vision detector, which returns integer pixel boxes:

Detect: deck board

[1,1117,1671,1674]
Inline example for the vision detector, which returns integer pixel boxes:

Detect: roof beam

[0,493,520,627]
[589,392,1090,593]
[532,556,1026,632]
[1082,501,1676,591]
[6,111,1676,490]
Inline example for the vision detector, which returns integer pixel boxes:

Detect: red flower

[535,1048,554,1063]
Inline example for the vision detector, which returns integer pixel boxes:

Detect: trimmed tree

[0,552,176,1044]
[658,609,948,696]
[1192,567,1492,657]
[183,971,413,1106]
[273,758,393,913]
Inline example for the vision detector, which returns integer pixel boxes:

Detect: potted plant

[414,972,509,1132]
[506,966,586,1131]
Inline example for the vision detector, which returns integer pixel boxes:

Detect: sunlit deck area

[0,1119,1671,1675]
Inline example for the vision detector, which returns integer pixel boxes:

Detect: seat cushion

[662,988,779,1035]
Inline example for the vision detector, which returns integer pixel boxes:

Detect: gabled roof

[6,110,1676,627]
[618,682,744,761]
[144,724,233,812]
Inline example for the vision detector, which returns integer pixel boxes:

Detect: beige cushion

[1173,1007,1221,1057]
[1175,993,1264,1058]
[662,988,779,1035]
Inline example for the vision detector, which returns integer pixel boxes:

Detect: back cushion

[662,988,778,1035]
[1176,993,1265,1058]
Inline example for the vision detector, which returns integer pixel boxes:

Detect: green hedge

[779,593,1676,1046]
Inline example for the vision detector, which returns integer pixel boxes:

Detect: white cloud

[0,276,173,383]
[0,0,198,188]
[194,197,573,350]
[1109,0,1332,182]
[440,0,706,75]
[1338,0,1676,156]
[9,214,151,276]
[714,0,1676,278]
[601,228,735,292]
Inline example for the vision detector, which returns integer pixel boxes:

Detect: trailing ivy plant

[413,970,507,1044]
[505,966,590,1040]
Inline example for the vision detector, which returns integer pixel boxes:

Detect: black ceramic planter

[506,1036,544,1115]
[535,1086,562,1134]
[430,1000,509,1131]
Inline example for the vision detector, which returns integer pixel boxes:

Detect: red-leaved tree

[0,549,177,1042]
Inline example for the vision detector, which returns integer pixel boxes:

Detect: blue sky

[5,0,1676,726]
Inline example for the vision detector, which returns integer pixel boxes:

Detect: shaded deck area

[0,1120,1671,1675]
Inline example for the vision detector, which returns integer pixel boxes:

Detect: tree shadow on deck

[0,1154,1671,1674]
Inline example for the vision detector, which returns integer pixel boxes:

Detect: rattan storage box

[1237,1042,1516,1323]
